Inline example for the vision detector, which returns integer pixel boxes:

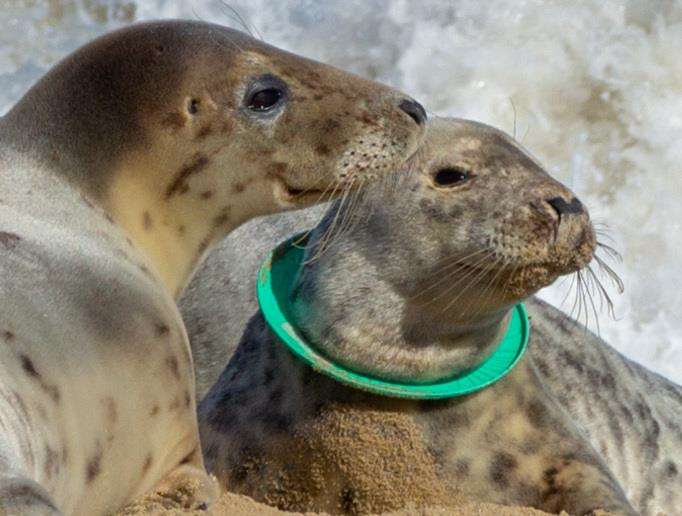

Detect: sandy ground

[116,481,560,516]
[118,490,554,516]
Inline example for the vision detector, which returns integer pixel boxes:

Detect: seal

[0,20,425,514]
[193,118,681,515]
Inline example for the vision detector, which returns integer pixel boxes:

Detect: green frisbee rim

[256,233,529,400]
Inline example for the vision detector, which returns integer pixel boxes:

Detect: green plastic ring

[257,233,530,400]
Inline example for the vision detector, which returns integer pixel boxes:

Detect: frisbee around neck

[256,233,529,400]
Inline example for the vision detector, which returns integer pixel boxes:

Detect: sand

[116,474,570,516]
[118,488,555,516]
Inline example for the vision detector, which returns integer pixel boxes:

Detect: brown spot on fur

[184,390,191,408]
[103,397,118,424]
[86,445,102,483]
[44,445,59,479]
[358,110,378,126]
[453,458,470,478]
[155,323,169,337]
[489,452,518,488]
[541,465,560,502]
[195,124,213,140]
[0,231,21,249]
[665,461,678,477]
[142,454,153,475]
[3,330,14,341]
[180,448,198,465]
[161,111,186,129]
[323,119,341,133]
[149,404,160,417]
[232,182,246,194]
[213,207,231,227]
[200,190,214,200]
[165,154,210,198]
[20,354,39,378]
[177,225,186,236]
[526,399,549,428]
[316,143,330,156]
[166,356,180,380]
[142,211,153,230]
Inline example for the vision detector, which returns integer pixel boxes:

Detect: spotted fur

[0,20,423,515]
[186,119,680,514]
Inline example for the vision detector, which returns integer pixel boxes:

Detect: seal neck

[257,234,530,399]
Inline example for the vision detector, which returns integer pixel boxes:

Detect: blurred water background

[1,0,680,382]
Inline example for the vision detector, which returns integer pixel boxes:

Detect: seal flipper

[149,451,220,511]
[0,475,61,516]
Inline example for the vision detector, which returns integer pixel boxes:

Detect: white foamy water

[1,0,680,383]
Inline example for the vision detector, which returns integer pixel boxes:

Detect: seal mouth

[275,176,360,206]
[285,186,327,203]
[280,185,330,206]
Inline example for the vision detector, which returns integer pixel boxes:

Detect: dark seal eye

[244,74,288,114]
[247,88,283,111]
[433,167,470,187]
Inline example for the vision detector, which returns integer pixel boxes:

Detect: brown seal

[0,20,425,514]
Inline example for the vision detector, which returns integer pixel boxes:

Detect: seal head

[0,20,426,295]
[290,117,596,382]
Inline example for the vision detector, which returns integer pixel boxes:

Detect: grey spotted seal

[0,20,425,515]
[193,118,681,515]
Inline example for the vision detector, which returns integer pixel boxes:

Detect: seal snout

[527,190,595,274]
[398,98,428,126]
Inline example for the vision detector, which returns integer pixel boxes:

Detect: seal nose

[546,197,584,218]
[399,98,427,126]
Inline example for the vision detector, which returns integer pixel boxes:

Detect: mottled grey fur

[182,119,681,515]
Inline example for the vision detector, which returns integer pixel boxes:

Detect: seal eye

[247,88,283,111]
[433,167,469,187]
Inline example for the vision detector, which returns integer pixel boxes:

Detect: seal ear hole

[187,99,199,115]
[433,167,470,188]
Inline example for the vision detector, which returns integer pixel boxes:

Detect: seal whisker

[469,255,508,319]
[593,253,625,293]
[442,254,498,313]
[306,178,356,264]
[415,249,495,304]
[417,248,494,291]
[334,177,367,245]
[192,9,246,53]
[292,180,344,249]
[218,2,264,41]
[582,268,602,336]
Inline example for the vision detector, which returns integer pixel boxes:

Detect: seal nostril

[399,99,427,126]
[546,197,584,217]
